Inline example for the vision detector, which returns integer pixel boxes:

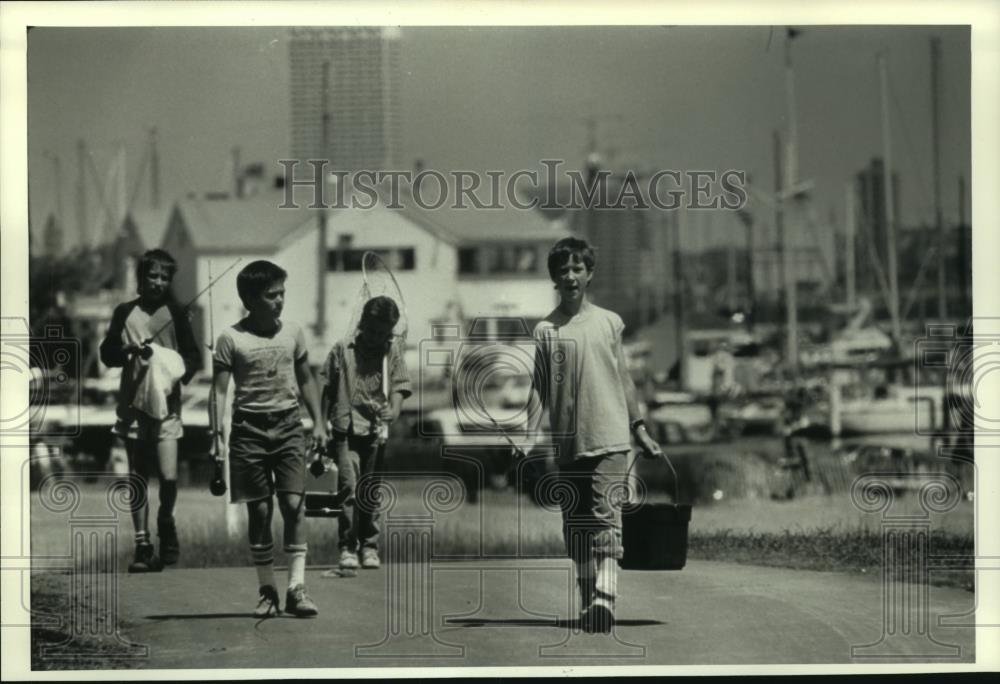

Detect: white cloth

[132,344,185,420]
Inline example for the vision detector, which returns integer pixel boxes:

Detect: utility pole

[878,52,903,347]
[930,37,947,321]
[315,60,331,340]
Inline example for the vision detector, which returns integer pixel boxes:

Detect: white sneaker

[339,549,359,569]
[361,548,381,569]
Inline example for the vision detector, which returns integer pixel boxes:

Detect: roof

[122,206,173,251]
[171,191,317,252]
[391,185,569,246]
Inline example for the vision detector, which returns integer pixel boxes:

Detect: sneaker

[254,585,282,618]
[127,543,164,574]
[360,548,381,569]
[158,517,180,566]
[285,584,319,617]
[339,549,360,569]
[582,595,615,634]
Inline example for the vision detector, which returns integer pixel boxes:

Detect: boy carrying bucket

[528,237,662,634]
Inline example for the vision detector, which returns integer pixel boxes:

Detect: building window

[458,248,480,275]
[485,245,539,274]
[513,246,538,273]
[328,247,416,272]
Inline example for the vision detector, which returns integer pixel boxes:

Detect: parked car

[414,407,553,504]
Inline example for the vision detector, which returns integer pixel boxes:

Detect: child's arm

[211,330,235,456]
[211,366,231,457]
[381,391,405,424]
[319,345,340,433]
[378,341,412,424]
[319,382,331,428]
[518,334,548,456]
[615,336,662,459]
[295,357,328,446]
[99,303,138,368]
[170,302,203,385]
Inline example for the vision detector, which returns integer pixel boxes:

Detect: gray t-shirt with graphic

[214,319,307,413]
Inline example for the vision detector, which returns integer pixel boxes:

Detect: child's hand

[312,422,329,449]
[637,430,663,460]
[377,405,399,424]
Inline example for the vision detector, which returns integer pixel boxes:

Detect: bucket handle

[625,448,680,504]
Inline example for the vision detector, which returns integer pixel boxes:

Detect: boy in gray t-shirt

[213,260,327,618]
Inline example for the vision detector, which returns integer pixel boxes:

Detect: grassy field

[30,476,974,569]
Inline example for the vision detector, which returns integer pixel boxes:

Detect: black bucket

[619,452,693,571]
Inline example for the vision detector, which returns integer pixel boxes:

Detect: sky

[26,25,971,252]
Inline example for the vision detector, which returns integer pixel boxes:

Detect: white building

[159,187,569,373]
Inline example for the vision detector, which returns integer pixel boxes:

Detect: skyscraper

[288,27,401,174]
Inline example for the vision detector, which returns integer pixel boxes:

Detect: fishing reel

[126,342,155,361]
[209,457,227,496]
[208,429,227,496]
[308,442,335,478]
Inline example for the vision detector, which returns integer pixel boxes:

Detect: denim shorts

[227,406,306,504]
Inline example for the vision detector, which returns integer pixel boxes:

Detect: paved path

[110,559,975,669]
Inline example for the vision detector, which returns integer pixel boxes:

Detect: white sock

[285,543,307,589]
[250,542,276,589]
[595,555,618,603]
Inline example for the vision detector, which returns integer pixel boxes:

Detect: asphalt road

[102,559,975,669]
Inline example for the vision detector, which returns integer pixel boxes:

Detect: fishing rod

[128,257,243,360]
[205,259,228,497]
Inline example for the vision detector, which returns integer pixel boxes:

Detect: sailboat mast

[845,182,856,309]
[878,52,902,346]
[931,37,947,320]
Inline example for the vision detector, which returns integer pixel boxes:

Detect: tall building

[288,27,401,174]
[568,168,672,331]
